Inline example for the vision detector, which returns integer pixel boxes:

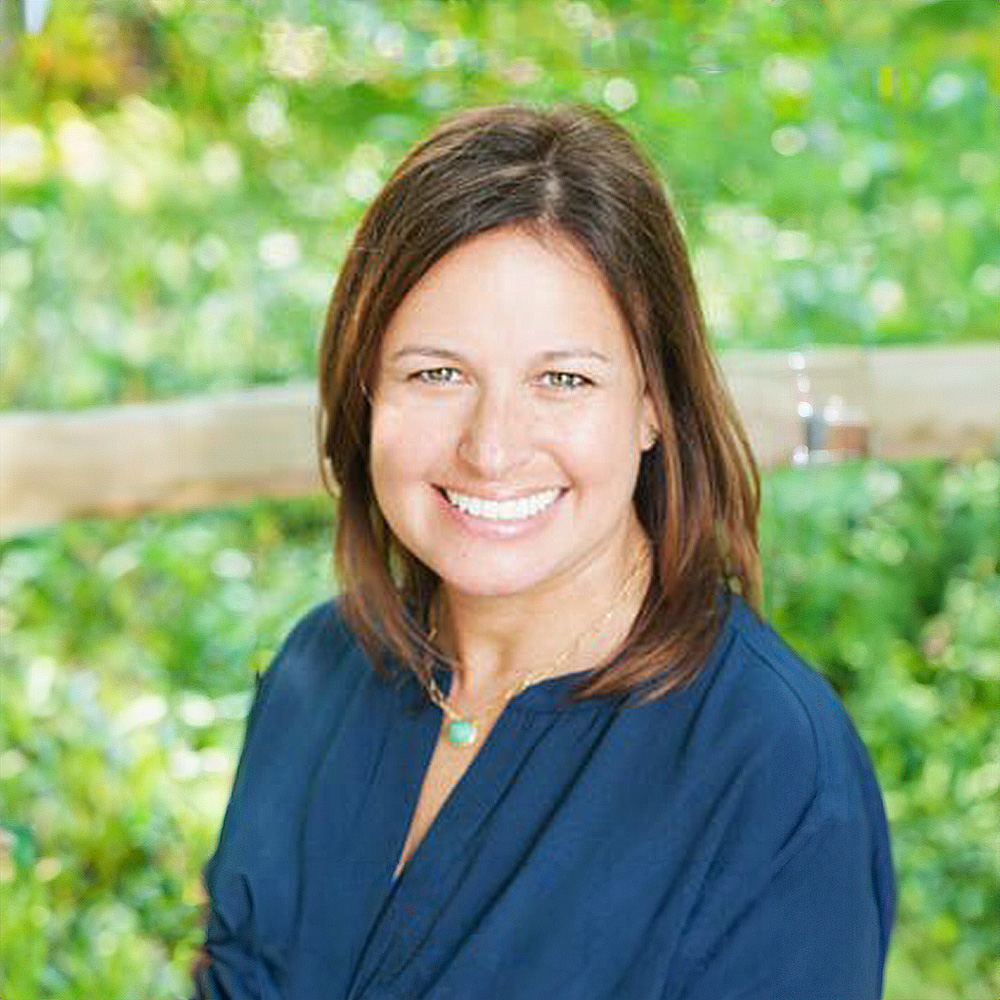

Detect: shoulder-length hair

[318,102,760,705]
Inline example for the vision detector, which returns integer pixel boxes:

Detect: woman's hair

[318,102,760,705]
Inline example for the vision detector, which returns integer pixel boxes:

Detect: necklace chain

[424,545,651,747]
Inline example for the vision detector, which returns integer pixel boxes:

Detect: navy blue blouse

[194,594,895,1000]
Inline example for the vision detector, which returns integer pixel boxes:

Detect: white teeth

[443,487,561,521]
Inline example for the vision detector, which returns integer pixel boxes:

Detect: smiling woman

[193,104,895,1000]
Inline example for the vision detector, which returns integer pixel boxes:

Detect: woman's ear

[640,392,659,452]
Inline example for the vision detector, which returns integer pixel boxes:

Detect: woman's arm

[188,662,280,1000]
[670,792,894,1000]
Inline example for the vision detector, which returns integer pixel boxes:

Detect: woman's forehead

[380,227,640,365]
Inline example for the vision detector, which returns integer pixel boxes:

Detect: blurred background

[0,0,997,996]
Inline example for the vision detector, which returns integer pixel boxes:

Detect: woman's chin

[428,555,572,601]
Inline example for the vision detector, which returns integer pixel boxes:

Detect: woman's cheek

[372,406,446,481]
[554,403,621,454]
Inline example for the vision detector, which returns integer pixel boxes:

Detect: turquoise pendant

[447,718,477,746]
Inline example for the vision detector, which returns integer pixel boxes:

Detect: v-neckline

[389,668,506,886]
[346,675,535,995]
[384,658,615,890]
[341,661,620,999]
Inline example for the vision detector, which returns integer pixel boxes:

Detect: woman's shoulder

[249,596,365,718]
[269,595,357,669]
[658,597,896,992]
[706,594,881,808]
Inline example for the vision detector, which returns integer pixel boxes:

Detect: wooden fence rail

[1,345,997,538]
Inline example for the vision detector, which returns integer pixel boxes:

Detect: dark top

[194,594,895,1000]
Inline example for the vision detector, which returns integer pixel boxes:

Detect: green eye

[542,372,591,390]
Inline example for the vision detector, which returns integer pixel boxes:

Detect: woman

[194,103,894,999]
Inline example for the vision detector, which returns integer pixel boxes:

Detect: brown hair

[318,102,760,705]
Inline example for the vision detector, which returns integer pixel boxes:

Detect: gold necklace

[424,545,651,748]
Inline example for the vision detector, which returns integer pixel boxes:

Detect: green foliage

[0,497,334,998]
[1,0,998,411]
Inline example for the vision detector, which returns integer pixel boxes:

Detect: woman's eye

[411,367,462,384]
[541,371,591,390]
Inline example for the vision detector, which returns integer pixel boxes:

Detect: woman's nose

[456,389,533,480]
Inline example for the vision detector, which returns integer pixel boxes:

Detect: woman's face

[369,226,657,599]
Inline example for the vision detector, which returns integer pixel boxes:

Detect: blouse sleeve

[190,636,288,1000]
[190,599,353,1000]
[671,788,894,1000]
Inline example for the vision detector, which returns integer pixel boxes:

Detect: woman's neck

[432,521,652,705]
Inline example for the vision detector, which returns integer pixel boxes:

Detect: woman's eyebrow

[389,346,612,365]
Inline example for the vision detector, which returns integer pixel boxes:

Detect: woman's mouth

[441,486,561,520]
[434,485,567,537]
